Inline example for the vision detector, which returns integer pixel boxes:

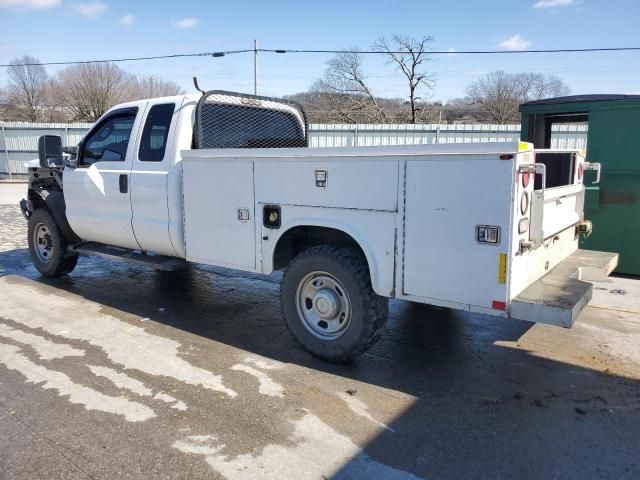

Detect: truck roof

[106,92,304,126]
[107,94,200,111]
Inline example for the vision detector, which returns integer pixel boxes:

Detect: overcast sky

[1,0,639,102]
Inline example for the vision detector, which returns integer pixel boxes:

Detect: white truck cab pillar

[129,97,185,257]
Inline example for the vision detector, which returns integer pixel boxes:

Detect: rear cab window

[199,103,305,149]
[139,103,175,162]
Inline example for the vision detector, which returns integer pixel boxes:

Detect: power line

[0,49,253,67]
[2,46,640,67]
[262,47,640,55]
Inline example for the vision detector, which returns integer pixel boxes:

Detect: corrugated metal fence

[1,121,93,177]
[0,121,588,177]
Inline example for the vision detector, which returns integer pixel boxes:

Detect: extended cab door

[129,99,181,256]
[64,107,142,250]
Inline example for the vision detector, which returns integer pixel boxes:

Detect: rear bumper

[510,249,618,328]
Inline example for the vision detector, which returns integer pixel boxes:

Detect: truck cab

[62,95,194,257]
[60,93,307,258]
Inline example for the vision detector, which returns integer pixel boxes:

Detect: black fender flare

[29,188,81,244]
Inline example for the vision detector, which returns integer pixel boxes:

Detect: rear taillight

[522,170,531,188]
[577,163,584,181]
[520,191,529,215]
[492,300,507,311]
[518,218,530,234]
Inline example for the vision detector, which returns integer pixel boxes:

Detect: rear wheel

[281,245,388,363]
[27,209,78,277]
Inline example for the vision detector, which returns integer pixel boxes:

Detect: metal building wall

[0,121,93,176]
[1,121,588,177]
[307,123,587,148]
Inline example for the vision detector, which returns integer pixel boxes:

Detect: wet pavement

[0,186,639,479]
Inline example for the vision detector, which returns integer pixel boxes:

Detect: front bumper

[510,249,619,328]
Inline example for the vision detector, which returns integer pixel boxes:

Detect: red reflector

[500,154,514,160]
[492,300,507,311]
[577,163,584,180]
[522,171,530,188]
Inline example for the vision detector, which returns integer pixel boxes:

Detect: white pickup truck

[22,90,617,362]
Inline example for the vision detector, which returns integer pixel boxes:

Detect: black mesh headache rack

[194,90,309,150]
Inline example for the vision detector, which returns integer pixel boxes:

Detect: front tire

[27,209,78,277]
[281,246,388,363]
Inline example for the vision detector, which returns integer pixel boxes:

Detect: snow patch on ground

[0,342,155,422]
[338,391,394,432]
[89,365,188,411]
[0,279,236,398]
[173,434,224,456]
[173,411,418,480]
[89,365,153,396]
[243,356,283,370]
[0,323,85,360]
[230,363,285,397]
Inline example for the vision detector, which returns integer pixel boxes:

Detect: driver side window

[82,112,137,166]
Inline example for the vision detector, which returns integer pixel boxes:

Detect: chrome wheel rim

[33,222,53,263]
[295,271,352,339]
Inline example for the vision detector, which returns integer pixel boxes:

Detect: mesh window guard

[194,90,308,149]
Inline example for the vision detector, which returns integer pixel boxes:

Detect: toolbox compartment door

[182,160,256,270]
[402,157,511,308]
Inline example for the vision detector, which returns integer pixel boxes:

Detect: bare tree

[518,72,569,100]
[135,75,184,99]
[6,55,48,122]
[439,98,488,123]
[287,91,436,124]
[312,50,388,123]
[51,62,139,121]
[374,35,435,124]
[465,71,570,124]
[0,87,11,119]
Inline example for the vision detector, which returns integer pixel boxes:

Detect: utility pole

[253,39,258,96]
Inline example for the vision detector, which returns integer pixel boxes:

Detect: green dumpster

[520,95,640,275]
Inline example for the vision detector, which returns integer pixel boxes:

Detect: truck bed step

[510,250,618,328]
[69,242,186,271]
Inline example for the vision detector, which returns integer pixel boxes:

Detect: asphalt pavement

[0,184,639,479]
[0,183,26,206]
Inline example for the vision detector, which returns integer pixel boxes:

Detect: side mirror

[62,145,78,156]
[38,135,64,168]
[63,145,79,168]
